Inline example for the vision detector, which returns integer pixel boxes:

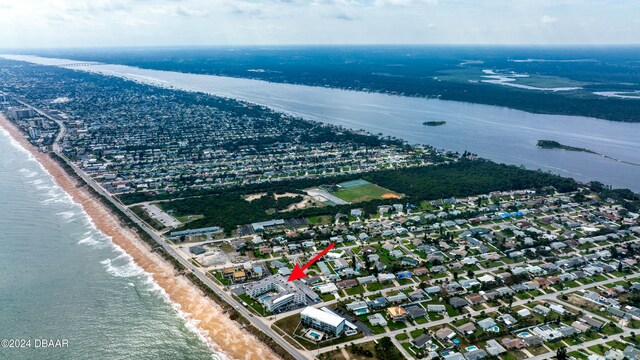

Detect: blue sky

[0,0,638,48]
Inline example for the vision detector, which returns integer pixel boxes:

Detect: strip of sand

[0,113,280,360]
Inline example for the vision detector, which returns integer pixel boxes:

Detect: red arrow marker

[287,242,336,282]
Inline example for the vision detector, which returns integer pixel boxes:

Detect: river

[3,54,640,191]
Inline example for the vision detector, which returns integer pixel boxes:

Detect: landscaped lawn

[445,304,459,317]
[366,282,394,292]
[320,293,336,302]
[545,341,565,350]
[565,280,581,288]
[211,271,232,286]
[387,320,407,331]
[583,330,602,341]
[568,351,589,360]
[502,351,527,360]
[527,345,550,356]
[401,342,415,355]
[606,340,628,350]
[237,293,269,315]
[601,324,624,336]
[345,285,366,296]
[395,333,409,341]
[588,344,608,355]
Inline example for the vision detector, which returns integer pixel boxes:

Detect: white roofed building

[300,306,346,336]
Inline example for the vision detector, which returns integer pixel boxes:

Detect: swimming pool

[491,325,500,332]
[518,331,532,338]
[355,308,369,315]
[304,329,325,341]
[259,294,271,302]
[466,346,479,351]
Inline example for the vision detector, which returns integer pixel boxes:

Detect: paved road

[15,99,312,360]
[316,272,640,356]
[15,98,640,359]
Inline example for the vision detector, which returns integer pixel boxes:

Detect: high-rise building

[28,127,41,139]
[8,107,35,120]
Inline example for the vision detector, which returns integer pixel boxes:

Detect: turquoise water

[0,129,217,359]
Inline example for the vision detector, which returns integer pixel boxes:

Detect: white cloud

[0,0,638,48]
[176,6,209,17]
[374,0,438,6]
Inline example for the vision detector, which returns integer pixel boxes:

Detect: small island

[537,140,598,154]
[423,120,447,126]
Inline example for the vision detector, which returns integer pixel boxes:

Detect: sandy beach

[0,113,280,360]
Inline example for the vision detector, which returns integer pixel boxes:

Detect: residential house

[386,306,408,321]
[450,297,470,309]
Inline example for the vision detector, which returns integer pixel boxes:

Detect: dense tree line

[166,193,302,234]
[151,159,579,233]
[364,158,578,198]
[37,47,640,122]
[589,181,640,212]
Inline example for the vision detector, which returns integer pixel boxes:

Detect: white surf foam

[77,236,103,248]
[55,210,77,220]
[101,257,146,278]
[3,122,229,360]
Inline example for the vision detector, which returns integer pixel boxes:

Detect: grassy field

[333,183,401,203]
[273,313,301,335]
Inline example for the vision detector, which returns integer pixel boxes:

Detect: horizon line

[3,43,640,51]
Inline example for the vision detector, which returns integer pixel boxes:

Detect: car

[602,335,608,339]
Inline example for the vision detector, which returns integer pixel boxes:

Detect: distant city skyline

[0,0,639,48]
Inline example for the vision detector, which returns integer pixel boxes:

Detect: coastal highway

[58,136,312,360]
[15,99,311,360]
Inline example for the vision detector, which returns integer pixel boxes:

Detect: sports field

[333,180,401,203]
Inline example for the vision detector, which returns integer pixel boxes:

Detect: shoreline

[0,114,281,360]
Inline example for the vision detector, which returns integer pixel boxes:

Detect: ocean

[0,128,217,359]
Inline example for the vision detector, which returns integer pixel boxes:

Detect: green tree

[556,346,568,360]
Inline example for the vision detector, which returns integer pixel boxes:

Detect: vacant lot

[334,183,401,203]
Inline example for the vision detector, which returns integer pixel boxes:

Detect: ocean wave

[77,236,106,248]
[146,276,228,360]
[56,210,77,220]
[101,257,146,278]
[1,128,35,158]
[2,126,228,360]
[20,169,40,178]
[41,189,74,205]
